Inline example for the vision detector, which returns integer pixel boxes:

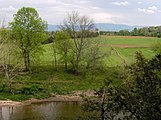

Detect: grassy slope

[99,36,160,66]
[41,36,159,67]
[0,36,160,101]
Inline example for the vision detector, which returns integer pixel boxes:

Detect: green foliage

[0,83,8,92]
[54,31,73,70]
[9,7,47,70]
[81,67,125,120]
[118,29,130,36]
[21,84,45,95]
[82,52,161,120]
[100,26,161,37]
[82,87,121,120]
[151,42,161,54]
[0,93,30,101]
[110,52,161,119]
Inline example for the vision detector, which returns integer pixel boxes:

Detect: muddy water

[0,102,88,120]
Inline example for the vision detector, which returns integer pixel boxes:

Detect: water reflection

[0,102,84,120]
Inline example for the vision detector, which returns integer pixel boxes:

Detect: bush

[21,84,44,95]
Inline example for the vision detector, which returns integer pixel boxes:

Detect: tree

[111,52,161,119]
[9,7,47,70]
[83,38,109,79]
[82,81,123,120]
[55,31,72,71]
[132,28,138,36]
[83,52,161,119]
[61,11,95,71]
[0,27,20,93]
[118,30,130,36]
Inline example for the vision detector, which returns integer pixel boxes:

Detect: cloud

[0,0,161,26]
[137,2,142,4]
[90,12,124,23]
[112,1,130,6]
[13,0,123,24]
[138,6,159,14]
[0,6,17,14]
[148,6,158,11]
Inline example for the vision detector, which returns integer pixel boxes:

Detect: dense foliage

[9,7,47,70]
[83,52,161,119]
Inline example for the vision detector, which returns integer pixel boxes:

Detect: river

[0,102,88,120]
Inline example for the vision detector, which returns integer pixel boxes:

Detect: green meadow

[0,35,160,101]
[41,36,160,66]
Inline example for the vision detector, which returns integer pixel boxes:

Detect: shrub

[21,84,44,95]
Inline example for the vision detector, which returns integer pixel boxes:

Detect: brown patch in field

[101,35,154,39]
[98,44,149,48]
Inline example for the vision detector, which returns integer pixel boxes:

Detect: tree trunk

[53,48,57,70]
[64,52,68,71]
[101,88,106,120]
[27,52,30,68]
[3,57,12,93]
[23,51,28,71]
[75,49,81,71]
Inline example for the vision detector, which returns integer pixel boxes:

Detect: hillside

[48,23,143,32]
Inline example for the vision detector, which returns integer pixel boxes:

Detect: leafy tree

[118,30,130,36]
[55,31,72,70]
[9,7,47,70]
[151,42,161,54]
[111,52,161,119]
[81,67,126,120]
[83,52,161,120]
[132,28,138,36]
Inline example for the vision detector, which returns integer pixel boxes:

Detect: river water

[0,102,88,120]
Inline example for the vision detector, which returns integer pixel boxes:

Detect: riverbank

[0,90,95,107]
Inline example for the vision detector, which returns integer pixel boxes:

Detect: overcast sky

[0,0,161,26]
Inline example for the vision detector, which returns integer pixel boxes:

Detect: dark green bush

[21,84,44,95]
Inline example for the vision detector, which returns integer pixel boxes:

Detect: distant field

[40,36,161,67]
[100,36,160,46]
[98,36,161,66]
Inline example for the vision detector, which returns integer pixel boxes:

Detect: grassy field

[100,36,160,46]
[0,35,160,101]
[41,36,160,66]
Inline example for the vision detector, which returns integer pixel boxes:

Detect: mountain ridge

[48,23,143,32]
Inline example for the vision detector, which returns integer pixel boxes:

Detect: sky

[0,0,161,26]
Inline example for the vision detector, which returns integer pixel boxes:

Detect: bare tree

[85,39,108,71]
[61,11,95,71]
[0,24,21,93]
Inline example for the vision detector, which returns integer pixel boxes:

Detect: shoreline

[0,90,95,107]
[0,95,82,107]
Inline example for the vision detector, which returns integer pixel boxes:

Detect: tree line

[100,26,161,37]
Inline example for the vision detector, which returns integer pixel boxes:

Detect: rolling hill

[48,23,143,32]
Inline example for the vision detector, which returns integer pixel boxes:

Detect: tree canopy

[9,7,47,70]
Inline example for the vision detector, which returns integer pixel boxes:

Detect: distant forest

[100,26,161,37]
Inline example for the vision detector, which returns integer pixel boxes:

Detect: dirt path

[98,44,149,48]
[101,35,154,39]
